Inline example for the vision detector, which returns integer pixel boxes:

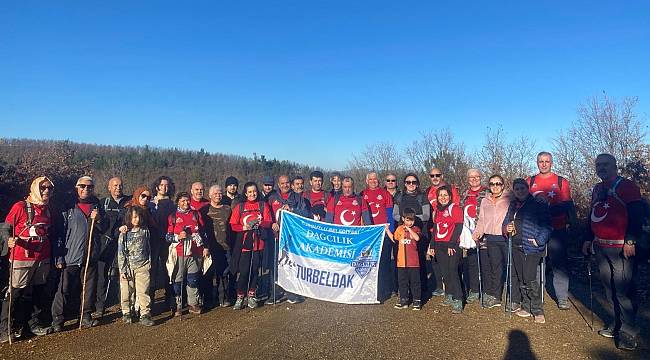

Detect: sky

[1,1,649,170]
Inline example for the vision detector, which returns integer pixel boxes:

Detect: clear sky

[1,1,648,170]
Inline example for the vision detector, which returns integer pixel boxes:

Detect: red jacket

[230,200,272,251]
[167,209,205,257]
[5,201,52,262]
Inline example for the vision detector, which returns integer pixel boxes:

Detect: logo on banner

[350,247,377,278]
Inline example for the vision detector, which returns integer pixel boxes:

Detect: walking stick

[178,235,187,321]
[272,235,278,305]
[540,246,547,305]
[7,219,16,344]
[79,215,97,330]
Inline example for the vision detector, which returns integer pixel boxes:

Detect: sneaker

[616,332,638,351]
[394,302,409,309]
[287,295,304,304]
[174,305,183,317]
[265,297,283,305]
[139,315,155,327]
[505,302,521,313]
[432,288,445,297]
[442,294,454,306]
[534,314,546,324]
[122,314,133,324]
[247,296,258,309]
[188,305,202,314]
[558,299,571,310]
[515,309,532,318]
[598,327,616,339]
[80,317,99,328]
[233,296,245,310]
[50,323,63,333]
[92,309,105,318]
[466,292,480,303]
[451,299,463,314]
[0,332,12,344]
[30,325,52,336]
[412,300,422,311]
[482,296,501,309]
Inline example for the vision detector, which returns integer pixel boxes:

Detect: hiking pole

[7,218,16,344]
[246,233,256,307]
[540,246,546,305]
[178,235,188,321]
[506,234,513,318]
[272,235,278,306]
[586,255,594,331]
[477,246,483,307]
[79,214,97,330]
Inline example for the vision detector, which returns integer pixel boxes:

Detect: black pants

[486,239,521,302]
[398,267,421,302]
[94,236,117,313]
[462,247,489,295]
[237,251,261,296]
[1,283,52,334]
[595,245,638,337]
[378,236,395,301]
[51,264,97,325]
[434,243,462,300]
[512,249,543,315]
[546,229,569,301]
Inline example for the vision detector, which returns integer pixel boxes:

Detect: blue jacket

[503,195,552,254]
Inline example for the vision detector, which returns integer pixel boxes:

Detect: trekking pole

[79,215,97,330]
[477,246,483,307]
[7,219,16,344]
[506,234,513,318]
[586,256,594,331]
[540,246,546,305]
[178,235,187,321]
[272,235,278,305]
[246,232,256,306]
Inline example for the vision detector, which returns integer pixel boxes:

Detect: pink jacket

[473,191,511,237]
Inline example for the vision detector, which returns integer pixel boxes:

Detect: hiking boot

[139,315,155,327]
[451,299,463,314]
[0,332,13,344]
[534,314,546,324]
[616,332,638,351]
[30,325,52,336]
[412,300,422,311]
[173,306,183,317]
[505,302,521,313]
[598,327,616,338]
[482,296,501,309]
[233,296,245,310]
[265,297,282,305]
[287,294,305,304]
[394,299,409,309]
[221,300,233,307]
[558,299,571,310]
[515,309,532,318]
[80,317,99,328]
[188,305,202,314]
[466,292,480,303]
[247,296,258,309]
[122,314,133,324]
[432,288,445,297]
[442,294,454,306]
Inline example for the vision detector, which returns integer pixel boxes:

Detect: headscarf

[27,176,54,206]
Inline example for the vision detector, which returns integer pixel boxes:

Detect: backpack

[528,174,564,191]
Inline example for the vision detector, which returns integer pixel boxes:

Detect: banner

[277,211,386,304]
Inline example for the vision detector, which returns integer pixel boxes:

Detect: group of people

[0,152,646,351]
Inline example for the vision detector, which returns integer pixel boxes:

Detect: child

[118,206,154,326]
[389,208,422,310]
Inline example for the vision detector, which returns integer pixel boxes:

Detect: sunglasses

[489,182,503,186]
[429,174,442,178]
[385,179,396,183]
[140,194,151,199]
[40,185,54,191]
[405,180,419,185]
[77,184,94,189]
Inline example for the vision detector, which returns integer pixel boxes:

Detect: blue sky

[1,1,648,170]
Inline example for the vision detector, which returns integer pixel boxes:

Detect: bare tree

[474,126,537,185]
[405,129,471,186]
[347,141,407,184]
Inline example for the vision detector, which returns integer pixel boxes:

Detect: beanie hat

[225,176,239,187]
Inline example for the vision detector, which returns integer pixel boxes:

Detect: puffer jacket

[502,195,552,254]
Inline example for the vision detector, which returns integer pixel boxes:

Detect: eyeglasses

[429,174,442,178]
[489,182,503,186]
[40,185,54,191]
[385,179,396,183]
[405,180,419,185]
[140,194,151,199]
[77,184,94,189]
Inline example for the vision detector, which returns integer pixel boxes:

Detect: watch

[625,240,636,246]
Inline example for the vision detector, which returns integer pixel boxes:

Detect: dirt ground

[1,259,648,360]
